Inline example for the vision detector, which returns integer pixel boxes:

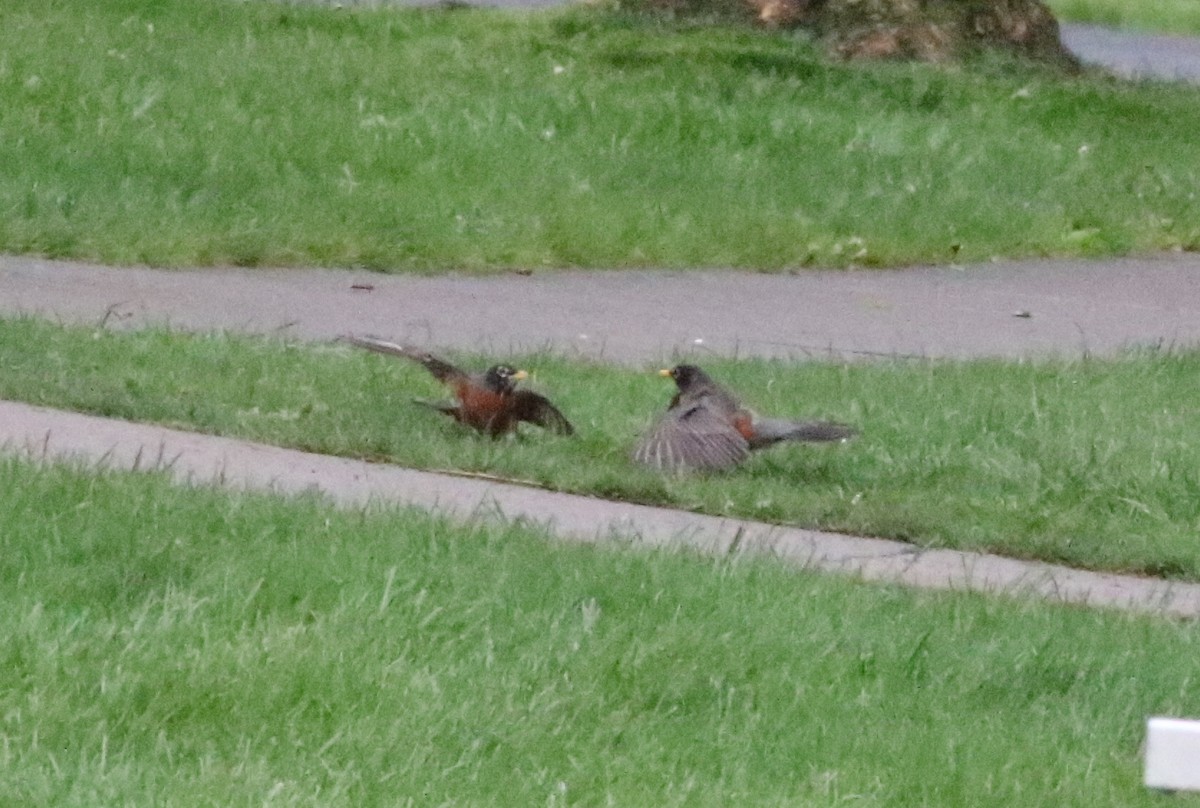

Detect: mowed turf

[3,0,1200,270]
[3,455,1200,806]
[1049,0,1200,35]
[3,317,1200,580]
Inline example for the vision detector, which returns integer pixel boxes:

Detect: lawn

[1048,0,1200,36]
[3,455,1199,805]
[3,0,1199,271]
[7,2,1199,801]
[4,316,1200,580]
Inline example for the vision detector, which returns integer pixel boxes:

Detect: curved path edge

[5,253,1200,364]
[4,399,1198,618]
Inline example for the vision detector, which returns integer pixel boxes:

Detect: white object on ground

[1146,717,1200,791]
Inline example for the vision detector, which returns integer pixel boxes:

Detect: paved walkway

[1062,23,1200,82]
[5,253,1200,364]
[8,399,1200,617]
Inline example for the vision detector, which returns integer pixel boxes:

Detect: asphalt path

[1062,22,1200,82]
[5,253,1200,363]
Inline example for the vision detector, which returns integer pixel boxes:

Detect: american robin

[633,364,856,472]
[342,335,574,437]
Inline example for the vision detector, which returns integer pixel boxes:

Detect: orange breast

[731,411,756,441]
[455,383,511,430]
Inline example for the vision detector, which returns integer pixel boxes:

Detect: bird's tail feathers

[750,418,858,448]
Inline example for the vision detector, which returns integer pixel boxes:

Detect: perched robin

[632,364,856,472]
[342,335,574,437]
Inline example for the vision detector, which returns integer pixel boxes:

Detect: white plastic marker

[1146,717,1200,791]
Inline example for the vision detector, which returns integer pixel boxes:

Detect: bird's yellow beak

[512,369,529,381]
[658,368,672,378]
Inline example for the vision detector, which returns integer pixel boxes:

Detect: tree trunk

[745,0,1078,67]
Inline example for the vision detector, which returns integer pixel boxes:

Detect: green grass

[1048,0,1200,36]
[4,316,1200,580]
[3,455,1200,805]
[3,0,1200,271]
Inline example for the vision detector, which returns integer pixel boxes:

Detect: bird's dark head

[484,365,528,393]
[659,364,710,392]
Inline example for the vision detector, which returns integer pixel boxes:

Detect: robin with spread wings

[633,364,855,472]
[342,335,574,437]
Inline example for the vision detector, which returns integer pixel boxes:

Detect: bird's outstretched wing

[510,390,575,435]
[340,335,468,385]
[632,402,749,472]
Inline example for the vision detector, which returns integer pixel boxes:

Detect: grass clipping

[629,0,1081,67]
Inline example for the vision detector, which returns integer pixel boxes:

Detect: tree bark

[744,0,1078,66]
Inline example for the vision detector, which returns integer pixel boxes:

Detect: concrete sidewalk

[1062,22,1200,82]
[7,399,1200,617]
[5,253,1200,364]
